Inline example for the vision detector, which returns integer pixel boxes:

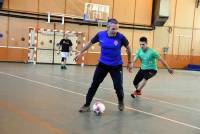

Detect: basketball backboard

[84,3,109,26]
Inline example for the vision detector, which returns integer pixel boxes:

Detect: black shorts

[133,69,157,86]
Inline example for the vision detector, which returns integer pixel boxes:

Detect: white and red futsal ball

[92,102,105,116]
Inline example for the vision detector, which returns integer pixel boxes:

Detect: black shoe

[79,105,90,112]
[61,66,64,69]
[63,66,67,69]
[131,93,136,98]
[118,101,124,111]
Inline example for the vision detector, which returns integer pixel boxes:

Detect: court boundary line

[1,71,200,131]
[37,73,200,113]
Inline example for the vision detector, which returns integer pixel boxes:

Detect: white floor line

[1,71,200,131]
[38,73,200,113]
[140,96,200,112]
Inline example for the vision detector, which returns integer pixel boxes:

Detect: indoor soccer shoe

[131,90,142,98]
[63,66,67,69]
[61,66,67,69]
[118,101,124,111]
[136,90,142,95]
[79,105,90,112]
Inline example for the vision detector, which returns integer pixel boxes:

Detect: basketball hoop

[84,3,109,26]
[97,20,103,27]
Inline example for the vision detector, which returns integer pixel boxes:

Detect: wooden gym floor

[0,62,200,134]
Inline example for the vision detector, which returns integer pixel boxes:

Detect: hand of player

[56,50,60,55]
[127,62,133,73]
[168,68,174,74]
[73,52,82,61]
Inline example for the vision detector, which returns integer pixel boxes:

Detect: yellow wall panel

[1,0,200,65]
[65,23,89,40]
[194,7,200,29]
[8,18,37,47]
[38,21,65,31]
[55,23,65,31]
[153,27,174,55]
[172,28,192,55]
[9,0,38,12]
[38,20,54,29]
[175,0,195,28]
[191,30,200,56]
[134,0,153,26]
[165,0,177,26]
[39,0,65,13]
[2,0,8,9]
[153,27,171,53]
[0,16,8,46]
[66,0,89,17]
[166,27,174,55]
[113,0,135,24]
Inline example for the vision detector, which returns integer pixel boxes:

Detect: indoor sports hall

[0,0,200,134]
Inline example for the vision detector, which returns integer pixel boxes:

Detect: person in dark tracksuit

[74,18,132,112]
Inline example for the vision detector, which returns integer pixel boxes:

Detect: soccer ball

[92,102,105,116]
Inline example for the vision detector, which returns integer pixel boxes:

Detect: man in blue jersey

[131,37,173,98]
[74,18,132,112]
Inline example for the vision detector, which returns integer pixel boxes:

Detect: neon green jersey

[134,47,160,70]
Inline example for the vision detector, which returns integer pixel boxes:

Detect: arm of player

[158,57,174,74]
[69,46,72,56]
[74,41,93,61]
[56,43,61,54]
[125,45,133,72]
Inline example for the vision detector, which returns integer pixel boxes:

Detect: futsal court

[1,0,200,134]
[0,62,200,134]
